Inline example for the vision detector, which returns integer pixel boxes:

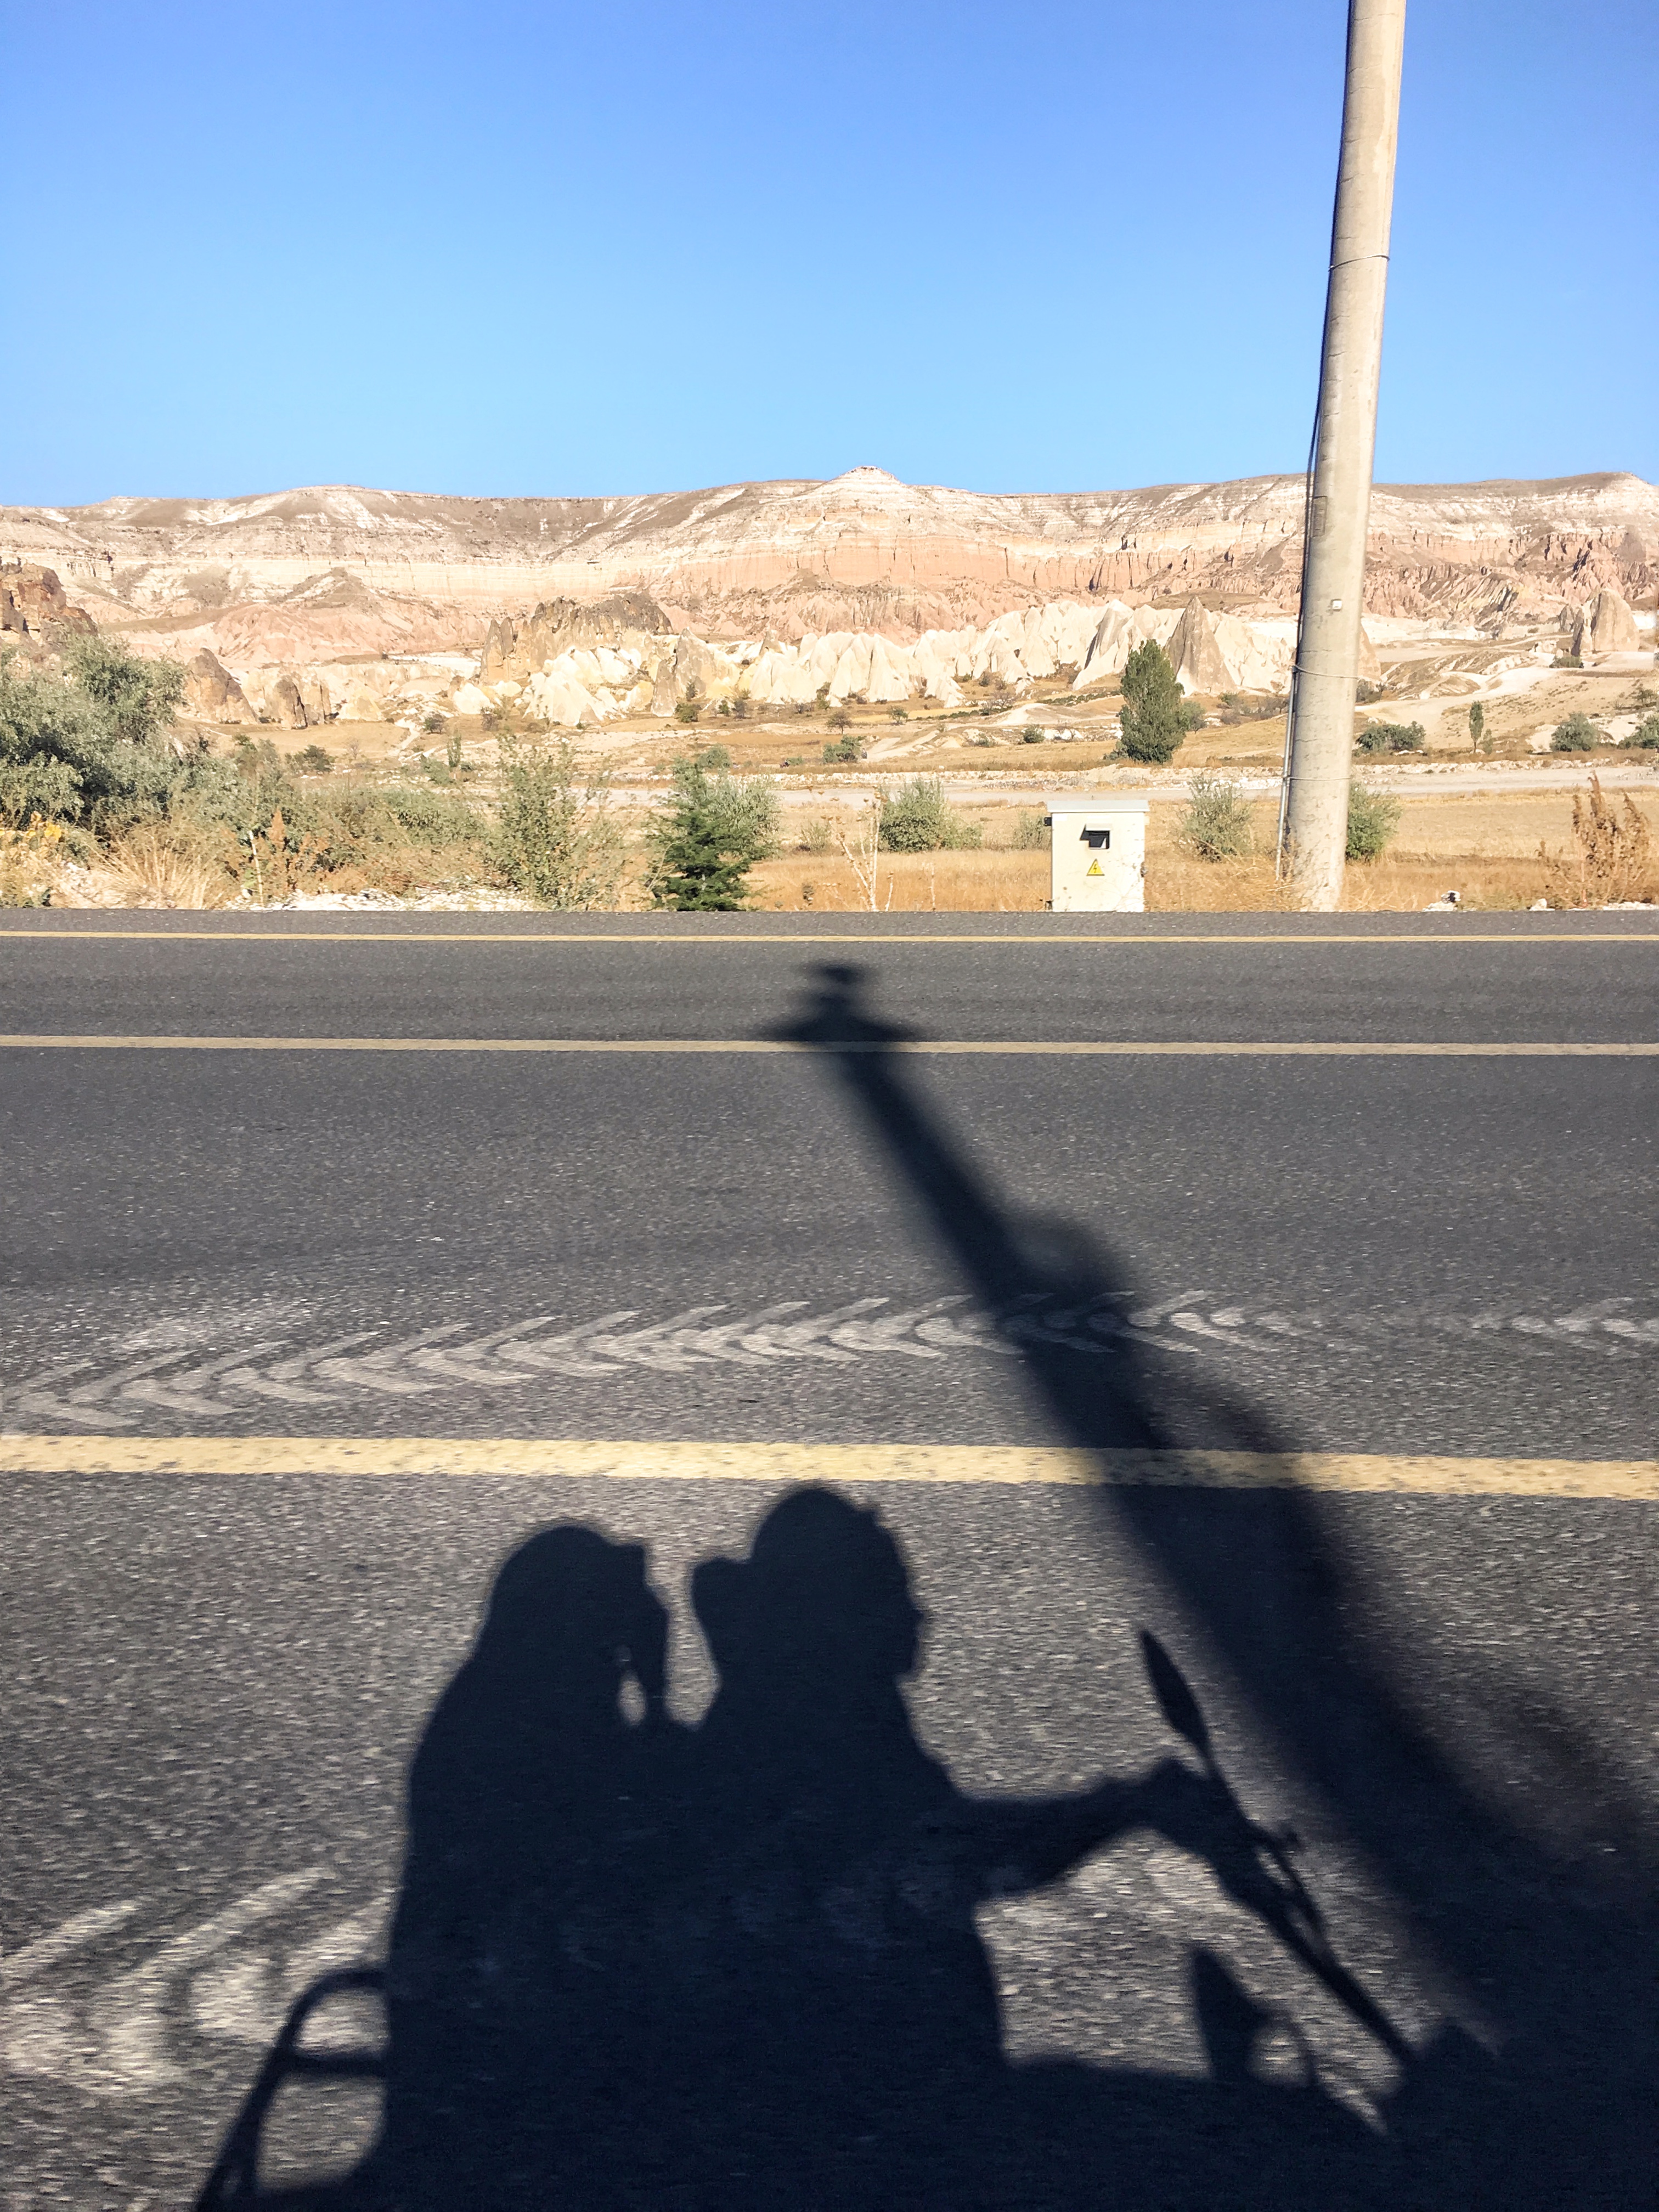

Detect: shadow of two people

[332,1492,1377,2212]
[207,963,1655,2210]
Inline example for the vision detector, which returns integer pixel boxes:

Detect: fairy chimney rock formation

[1573,585,1640,659]
[182,648,258,725]
[1164,597,1234,695]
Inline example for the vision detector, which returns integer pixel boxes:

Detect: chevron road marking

[2,1436,1655,1496]
[7,1293,1655,1430]
[1,1035,1656,1056]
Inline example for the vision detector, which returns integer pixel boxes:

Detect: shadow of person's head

[693,1487,924,1703]
[470,1523,667,1727]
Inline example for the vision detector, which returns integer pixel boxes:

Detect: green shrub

[1626,713,1659,750]
[1022,728,1045,744]
[1116,640,1189,764]
[1346,782,1402,861]
[1356,719,1426,754]
[1551,713,1599,753]
[648,755,781,910]
[826,707,853,733]
[1468,702,1488,753]
[1177,772,1255,860]
[65,635,186,747]
[822,733,864,763]
[1011,809,1050,850]
[294,743,334,775]
[0,639,223,830]
[674,700,702,724]
[492,735,625,909]
[878,775,981,853]
[800,816,834,853]
[696,744,731,771]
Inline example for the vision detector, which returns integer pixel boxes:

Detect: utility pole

[1280,0,1408,909]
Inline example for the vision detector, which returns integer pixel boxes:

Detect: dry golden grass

[753,848,1049,912]
[92,825,236,909]
[1538,778,1657,909]
[749,787,1659,911]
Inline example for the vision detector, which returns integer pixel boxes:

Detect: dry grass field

[749,789,1658,913]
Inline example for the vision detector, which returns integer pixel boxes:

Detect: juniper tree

[1116,640,1193,764]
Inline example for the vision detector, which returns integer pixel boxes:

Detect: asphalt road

[1,913,1655,2210]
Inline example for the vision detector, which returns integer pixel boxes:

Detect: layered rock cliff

[4,466,1652,667]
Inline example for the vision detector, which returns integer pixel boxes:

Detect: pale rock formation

[337,678,386,723]
[451,681,492,715]
[483,591,672,683]
[9,474,1652,669]
[267,673,308,729]
[181,648,257,725]
[1164,599,1234,695]
[1573,585,1640,658]
[0,562,95,640]
[522,659,611,727]
[1072,603,1172,689]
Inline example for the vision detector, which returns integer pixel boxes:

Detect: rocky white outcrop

[180,648,258,725]
[1572,585,1640,658]
[457,594,1337,729]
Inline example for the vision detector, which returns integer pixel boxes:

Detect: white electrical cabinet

[1047,793,1149,912]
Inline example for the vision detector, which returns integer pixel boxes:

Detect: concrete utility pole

[1280,0,1408,909]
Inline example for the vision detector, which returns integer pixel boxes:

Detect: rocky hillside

[3,467,1653,665]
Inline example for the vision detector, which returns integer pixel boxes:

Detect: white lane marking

[5,1289,1658,1434]
[2,1872,332,2096]
[88,1870,330,2091]
[189,1894,394,2050]
[1,1902,144,1989]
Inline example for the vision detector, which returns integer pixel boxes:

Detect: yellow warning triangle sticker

[1086,859,1103,875]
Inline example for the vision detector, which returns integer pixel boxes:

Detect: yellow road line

[0,929,1655,946]
[2,1437,1654,1498]
[0,1035,1653,1057]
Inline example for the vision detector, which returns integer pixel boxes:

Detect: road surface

[1,912,1654,2209]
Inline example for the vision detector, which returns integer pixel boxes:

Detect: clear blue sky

[8,0,1654,505]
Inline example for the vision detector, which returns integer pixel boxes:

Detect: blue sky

[7,0,1654,504]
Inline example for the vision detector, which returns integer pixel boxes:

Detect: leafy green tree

[1468,702,1486,753]
[1177,772,1254,860]
[1551,713,1599,753]
[64,635,185,747]
[1116,640,1193,764]
[1346,782,1402,860]
[877,774,981,852]
[1627,713,1659,750]
[649,755,781,910]
[0,638,216,828]
[1356,719,1426,755]
[492,734,625,909]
